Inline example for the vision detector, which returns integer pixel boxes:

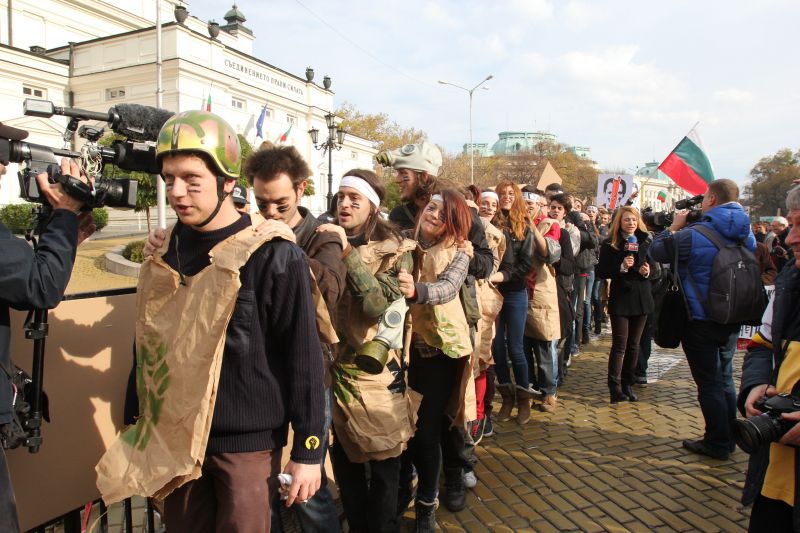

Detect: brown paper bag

[96,216,295,504]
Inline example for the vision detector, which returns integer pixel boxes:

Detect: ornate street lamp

[309,111,346,205]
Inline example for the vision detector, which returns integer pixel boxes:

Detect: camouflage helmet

[156,110,241,179]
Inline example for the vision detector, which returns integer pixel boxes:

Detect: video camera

[4,98,175,211]
[642,194,704,230]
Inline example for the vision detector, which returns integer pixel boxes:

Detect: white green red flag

[276,123,293,144]
[206,94,212,112]
[657,190,669,203]
[657,126,715,196]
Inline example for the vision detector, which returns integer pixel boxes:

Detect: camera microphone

[624,234,639,257]
[111,104,175,142]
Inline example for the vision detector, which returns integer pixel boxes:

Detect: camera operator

[738,187,800,531]
[0,123,93,533]
[649,178,756,460]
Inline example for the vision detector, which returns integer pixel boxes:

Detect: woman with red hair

[398,188,475,529]
[490,180,535,423]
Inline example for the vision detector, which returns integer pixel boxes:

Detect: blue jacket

[649,202,756,321]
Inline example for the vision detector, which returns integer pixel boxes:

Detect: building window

[23,85,46,98]
[105,87,126,100]
[287,114,297,125]
[231,97,245,110]
[351,151,358,160]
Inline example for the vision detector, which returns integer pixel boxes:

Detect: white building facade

[0,1,377,215]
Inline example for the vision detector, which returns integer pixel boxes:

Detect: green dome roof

[224,4,246,23]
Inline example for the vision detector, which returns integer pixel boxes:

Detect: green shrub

[0,203,35,234]
[92,207,109,231]
[122,240,145,263]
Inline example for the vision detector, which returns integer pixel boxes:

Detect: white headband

[522,191,540,202]
[481,191,499,202]
[431,194,443,202]
[339,176,380,208]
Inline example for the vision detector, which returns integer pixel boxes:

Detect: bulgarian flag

[206,93,212,112]
[657,126,715,196]
[657,190,669,203]
[276,123,293,144]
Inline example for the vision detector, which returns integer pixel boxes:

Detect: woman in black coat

[597,206,660,403]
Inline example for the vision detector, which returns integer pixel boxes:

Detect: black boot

[397,480,416,519]
[415,499,437,532]
[622,384,638,401]
[581,327,591,344]
[610,387,627,403]
[442,467,466,512]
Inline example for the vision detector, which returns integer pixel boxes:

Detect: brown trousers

[164,449,282,533]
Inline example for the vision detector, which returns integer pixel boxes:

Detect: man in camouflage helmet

[150,110,326,531]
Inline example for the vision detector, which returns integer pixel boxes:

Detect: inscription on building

[224,59,305,96]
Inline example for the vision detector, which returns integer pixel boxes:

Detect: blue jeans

[491,289,529,387]
[273,389,340,533]
[681,321,739,454]
[584,270,596,332]
[525,337,558,396]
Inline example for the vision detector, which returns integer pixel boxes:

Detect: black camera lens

[732,414,786,454]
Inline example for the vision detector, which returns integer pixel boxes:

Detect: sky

[189,0,799,185]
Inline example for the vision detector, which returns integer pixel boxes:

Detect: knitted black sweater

[162,215,325,463]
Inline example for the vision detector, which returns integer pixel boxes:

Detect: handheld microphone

[624,234,639,257]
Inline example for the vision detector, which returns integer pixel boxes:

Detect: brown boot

[515,386,532,424]
[497,384,515,422]
[539,394,557,413]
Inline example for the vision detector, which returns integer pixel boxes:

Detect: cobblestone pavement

[66,234,143,294]
[400,337,750,532]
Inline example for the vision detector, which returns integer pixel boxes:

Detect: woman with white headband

[317,169,418,532]
[397,188,475,528]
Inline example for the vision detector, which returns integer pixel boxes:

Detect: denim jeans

[491,289,529,387]
[584,270,596,333]
[525,337,558,396]
[681,321,739,454]
[273,389,340,533]
[570,275,587,350]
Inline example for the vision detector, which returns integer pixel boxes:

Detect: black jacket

[0,210,79,425]
[738,264,800,528]
[597,230,660,317]
[496,226,534,294]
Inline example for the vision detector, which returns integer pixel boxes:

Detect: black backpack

[687,225,767,325]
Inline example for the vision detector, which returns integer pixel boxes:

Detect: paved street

[65,234,143,295]
[408,340,750,532]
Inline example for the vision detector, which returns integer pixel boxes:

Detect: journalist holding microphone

[0,123,93,533]
[597,206,658,403]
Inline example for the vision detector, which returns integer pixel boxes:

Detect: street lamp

[438,74,493,184]
[309,112,347,206]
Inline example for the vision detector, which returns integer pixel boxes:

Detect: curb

[104,245,141,278]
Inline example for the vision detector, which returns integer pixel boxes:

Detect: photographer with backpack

[650,178,764,460]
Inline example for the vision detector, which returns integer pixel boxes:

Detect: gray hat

[375,142,442,176]
[231,184,247,206]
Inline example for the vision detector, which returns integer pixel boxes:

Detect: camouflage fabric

[156,110,241,179]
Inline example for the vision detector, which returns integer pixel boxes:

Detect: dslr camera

[732,393,800,454]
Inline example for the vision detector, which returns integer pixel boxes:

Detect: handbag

[653,236,690,349]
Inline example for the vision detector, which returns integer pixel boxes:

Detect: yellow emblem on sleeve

[305,436,320,450]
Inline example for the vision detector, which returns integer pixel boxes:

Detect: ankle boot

[581,327,591,344]
[442,467,466,512]
[497,384,515,422]
[622,384,638,401]
[515,386,532,424]
[609,386,627,403]
[415,499,437,532]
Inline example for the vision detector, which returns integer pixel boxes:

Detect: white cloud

[563,1,601,29]
[713,88,754,103]
[422,2,460,27]
[558,45,684,107]
[509,0,554,21]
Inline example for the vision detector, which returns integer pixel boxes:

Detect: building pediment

[3,116,65,137]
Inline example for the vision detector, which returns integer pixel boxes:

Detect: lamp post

[309,112,346,205]
[438,74,493,184]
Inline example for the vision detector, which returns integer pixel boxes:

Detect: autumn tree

[744,148,800,218]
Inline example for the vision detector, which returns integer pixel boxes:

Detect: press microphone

[624,234,639,257]
[111,104,175,142]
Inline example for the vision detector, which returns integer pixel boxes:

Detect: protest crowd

[3,109,800,533]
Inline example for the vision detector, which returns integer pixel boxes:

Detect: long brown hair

[337,168,401,243]
[414,188,472,245]
[493,180,528,240]
[609,206,648,250]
